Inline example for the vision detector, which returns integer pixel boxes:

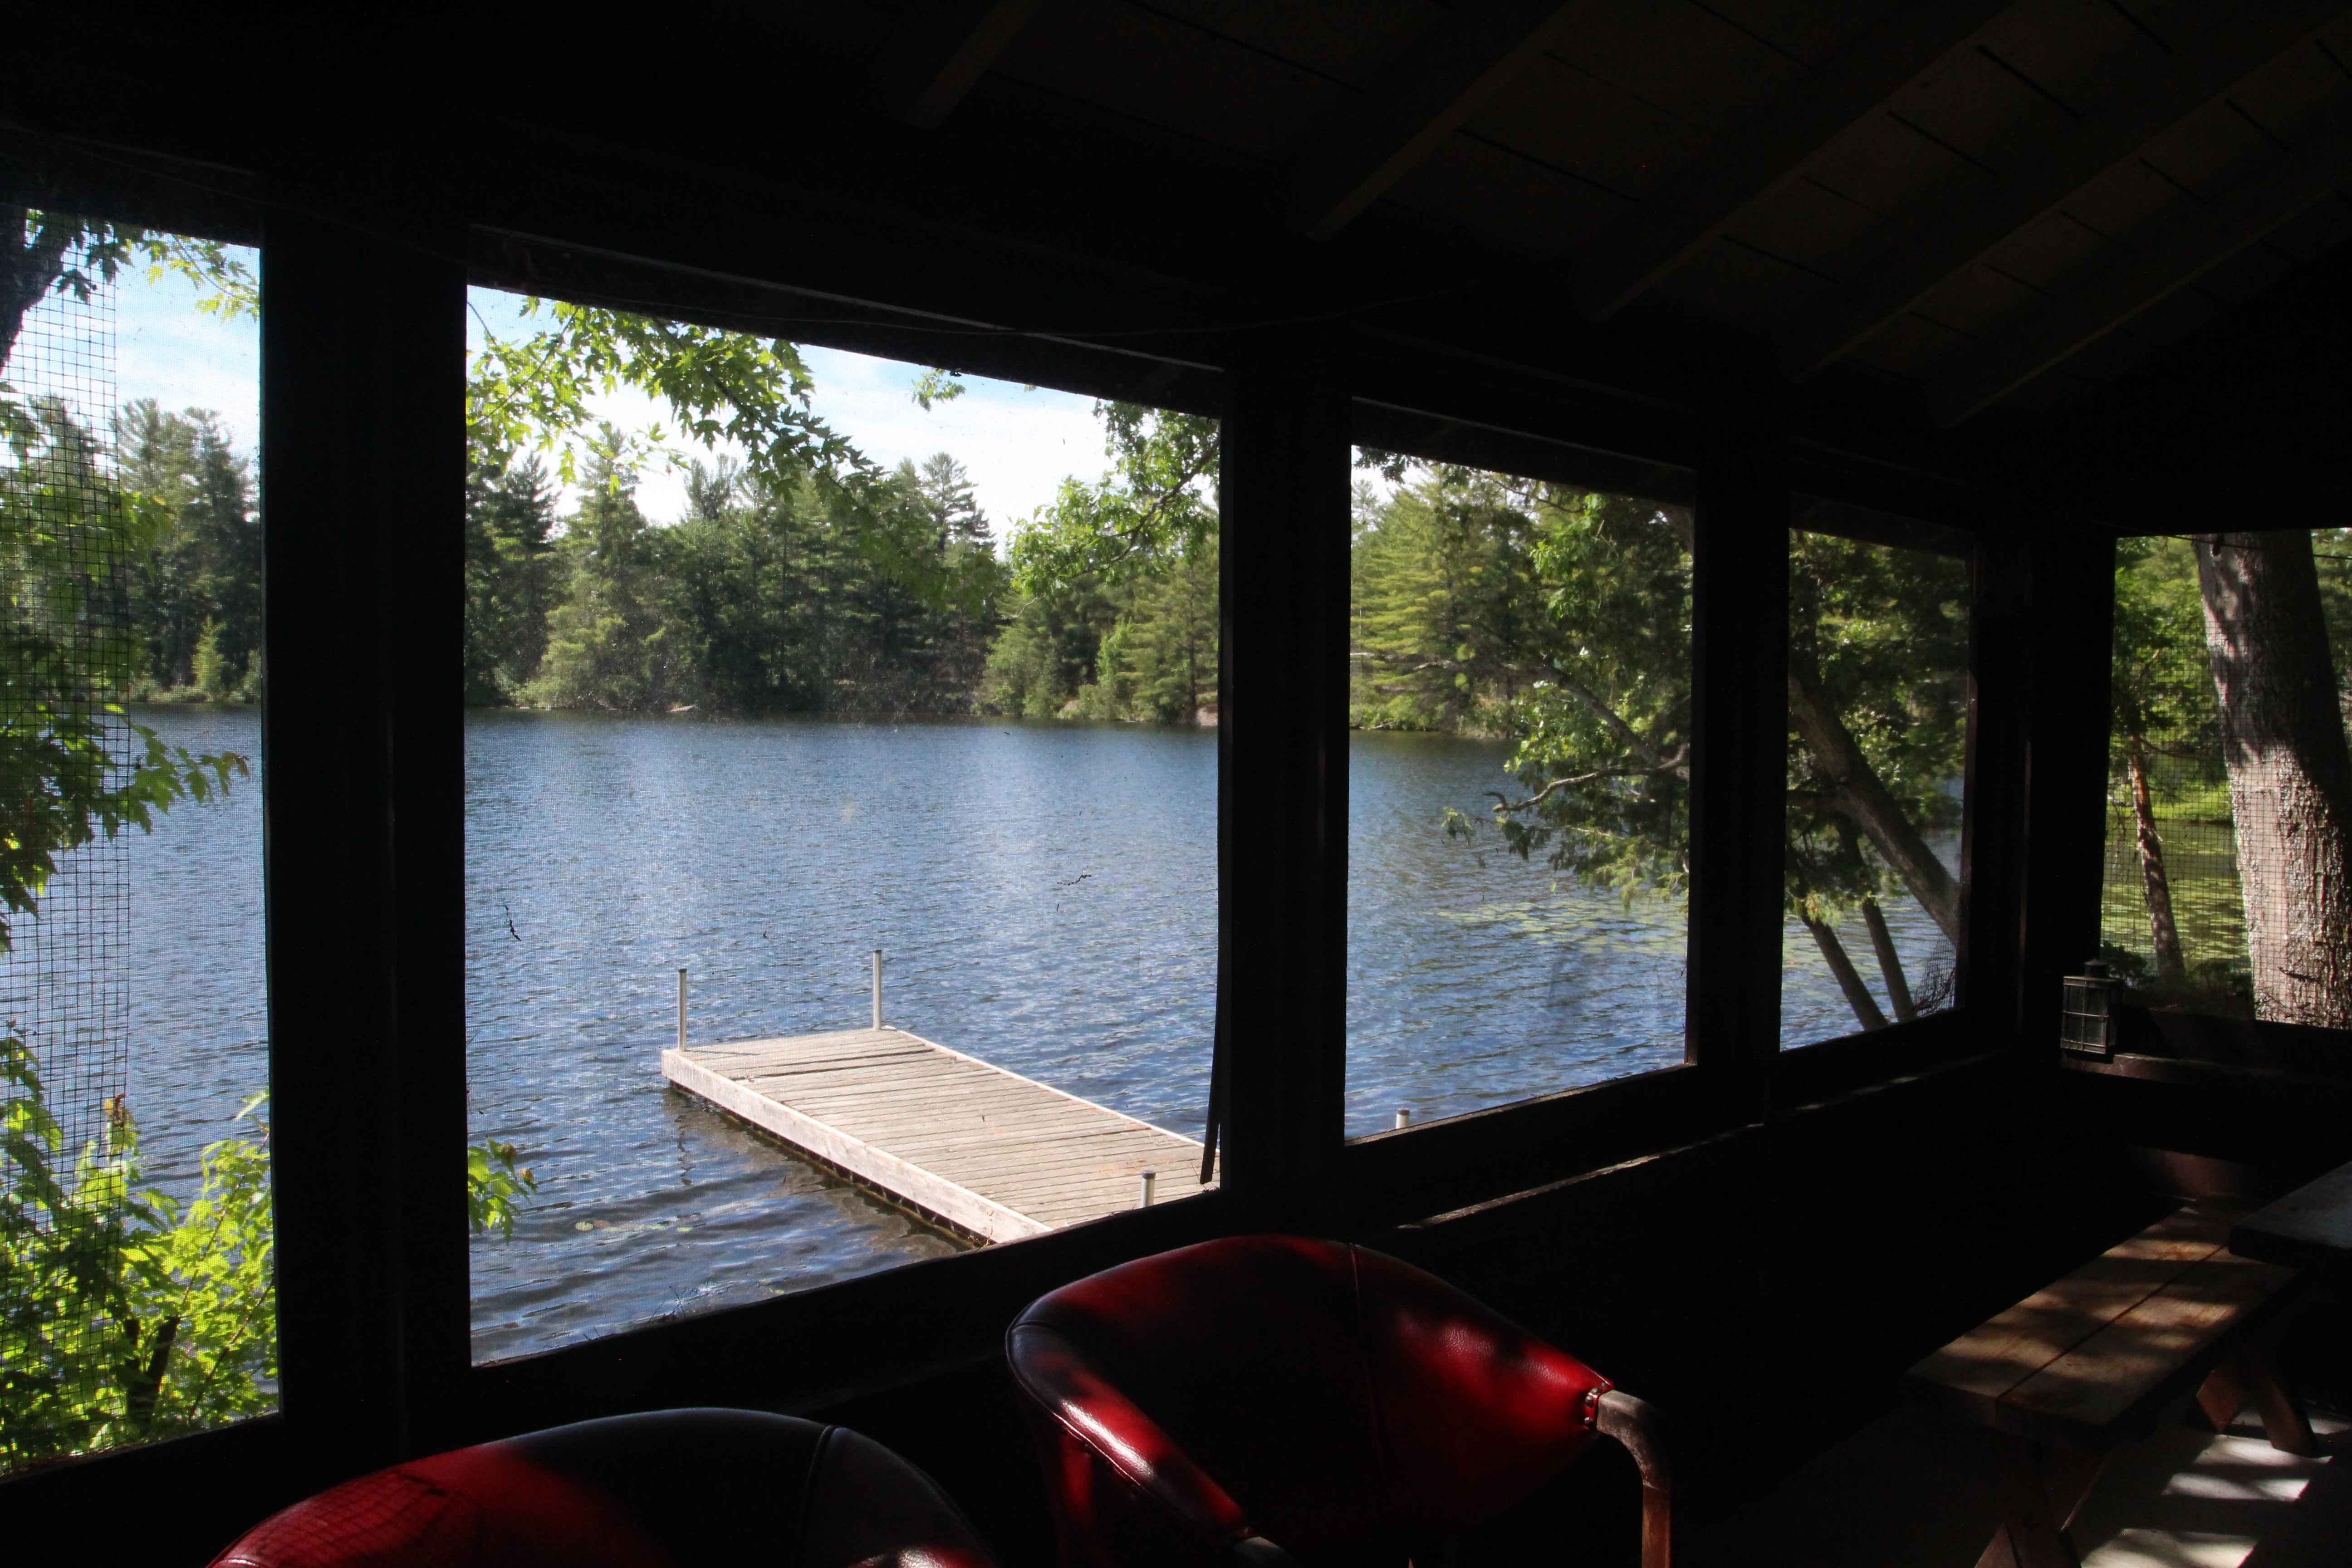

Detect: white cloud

[110,255,261,451]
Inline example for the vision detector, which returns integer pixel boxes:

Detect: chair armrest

[1232,1535,1300,1568]
[1006,1323,1254,1548]
[1595,1389,1671,1568]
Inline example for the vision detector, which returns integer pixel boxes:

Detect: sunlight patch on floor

[2073,1412,2343,1568]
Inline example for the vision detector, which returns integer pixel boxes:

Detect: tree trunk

[1788,665,1962,943]
[1861,896,1917,1022]
[2124,738,2187,985]
[2193,532,2352,1027]
[3,206,75,372]
[1803,912,1890,1032]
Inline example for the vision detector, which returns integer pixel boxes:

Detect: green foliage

[515,448,1005,715]
[982,402,1221,723]
[1350,467,1694,899]
[1007,403,1218,593]
[1783,527,1970,924]
[910,368,966,410]
[466,1139,536,1240]
[2111,535,2219,768]
[3,1033,536,1468]
[114,402,262,700]
[465,456,559,704]
[1,1039,271,1467]
[1,395,247,954]
[467,298,858,495]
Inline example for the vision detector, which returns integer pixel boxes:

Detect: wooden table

[2231,1158,2352,1269]
[1907,1204,2313,1568]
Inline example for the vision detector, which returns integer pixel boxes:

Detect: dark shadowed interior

[7,3,2352,1563]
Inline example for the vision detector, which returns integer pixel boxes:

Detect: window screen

[3,206,268,1469]
[1346,454,1692,1134]
[461,287,1218,1358]
[2101,529,2352,1026]
[1781,506,1971,1048]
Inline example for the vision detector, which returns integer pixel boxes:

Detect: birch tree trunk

[1803,913,1890,1032]
[2193,532,2352,1027]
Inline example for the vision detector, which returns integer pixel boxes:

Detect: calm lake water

[112,706,1949,1360]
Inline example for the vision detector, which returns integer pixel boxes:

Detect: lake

[109,706,1950,1359]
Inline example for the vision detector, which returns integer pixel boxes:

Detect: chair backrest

[208,1407,998,1568]
[1006,1235,1611,1567]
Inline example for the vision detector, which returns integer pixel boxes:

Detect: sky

[103,250,1122,538]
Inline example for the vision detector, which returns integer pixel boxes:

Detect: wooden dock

[662,1026,1210,1242]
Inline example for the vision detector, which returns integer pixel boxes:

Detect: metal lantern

[2060,960,2120,1059]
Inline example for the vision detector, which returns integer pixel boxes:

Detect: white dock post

[676,968,687,1053]
[1395,1107,1411,1130]
[1138,1170,1157,1207]
[871,949,883,1030]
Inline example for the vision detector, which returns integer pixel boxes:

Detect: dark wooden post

[1215,327,1350,1226]
[262,211,470,1481]
[1686,421,1788,1114]
[2010,528,2117,1042]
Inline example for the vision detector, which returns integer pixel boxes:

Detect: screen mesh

[2,213,134,1465]
[2101,530,2352,1026]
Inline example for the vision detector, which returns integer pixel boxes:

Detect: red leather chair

[208,1407,998,1568]
[1006,1236,1670,1568]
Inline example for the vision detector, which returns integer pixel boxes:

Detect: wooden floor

[662,1027,1210,1243]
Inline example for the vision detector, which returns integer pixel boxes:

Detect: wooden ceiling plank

[1924,98,2352,424]
[1651,234,1831,323]
[1539,0,1809,136]
[1802,113,1984,219]
[2261,192,2352,260]
[876,0,1047,128]
[1568,0,2014,320]
[1468,54,1710,203]
[1778,3,2352,378]
[1721,176,1886,278]
[1289,0,1592,239]
[1977,206,2107,290]
[1386,132,1632,254]
[994,3,1347,161]
[1842,310,1972,382]
[1142,0,1445,90]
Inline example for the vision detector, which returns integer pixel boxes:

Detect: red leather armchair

[1006,1235,1670,1568]
[207,1407,998,1568]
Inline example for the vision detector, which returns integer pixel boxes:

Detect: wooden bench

[1905,1204,2316,1568]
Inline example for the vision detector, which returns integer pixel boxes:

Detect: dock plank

[663,1026,1210,1243]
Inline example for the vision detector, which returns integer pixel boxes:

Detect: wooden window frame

[0,132,2072,1560]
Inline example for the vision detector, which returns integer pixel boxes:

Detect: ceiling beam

[874,0,1042,129]
[1924,101,2352,426]
[1289,0,1585,241]
[1569,0,2013,322]
[1781,2,2352,381]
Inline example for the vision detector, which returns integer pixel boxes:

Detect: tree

[2192,531,2352,1028]
[1006,403,1218,593]
[523,443,686,711]
[1782,528,1970,1023]
[0,395,242,954]
[464,455,557,704]
[2108,536,2218,988]
[985,402,1220,722]
[1371,466,1967,1036]
[1351,470,1558,734]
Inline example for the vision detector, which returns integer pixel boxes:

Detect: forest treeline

[111,403,1220,725]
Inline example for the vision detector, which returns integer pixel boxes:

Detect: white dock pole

[1395,1107,1411,1130]
[871,949,883,1030]
[1138,1170,1157,1208]
[676,968,687,1053]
